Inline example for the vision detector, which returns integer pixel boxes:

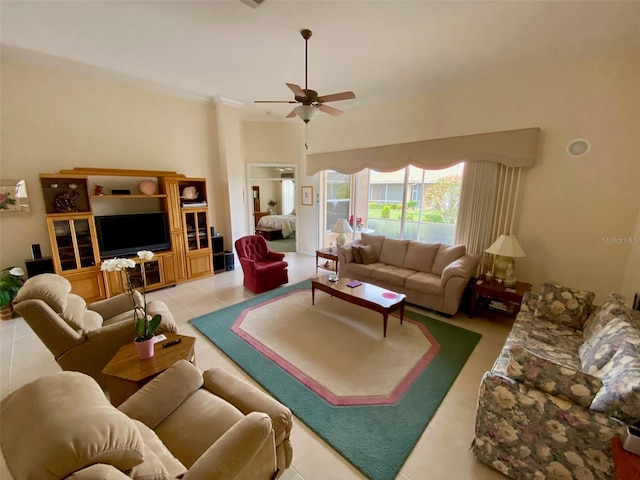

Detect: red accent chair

[235,235,289,293]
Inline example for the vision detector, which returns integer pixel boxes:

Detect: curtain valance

[307,127,540,175]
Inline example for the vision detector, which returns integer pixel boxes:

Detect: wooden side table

[612,436,640,479]
[469,274,532,319]
[102,333,196,406]
[316,248,338,275]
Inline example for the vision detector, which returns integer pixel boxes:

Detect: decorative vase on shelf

[134,336,155,359]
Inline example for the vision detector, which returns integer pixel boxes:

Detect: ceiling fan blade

[286,83,307,99]
[318,104,343,116]
[254,100,298,104]
[318,91,356,103]
[286,110,297,118]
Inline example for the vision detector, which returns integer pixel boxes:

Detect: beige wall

[0,59,218,271]
[307,49,640,301]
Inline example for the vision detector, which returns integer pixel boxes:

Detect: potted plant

[100,251,162,358]
[0,267,25,320]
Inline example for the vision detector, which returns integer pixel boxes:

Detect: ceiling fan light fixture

[294,105,319,123]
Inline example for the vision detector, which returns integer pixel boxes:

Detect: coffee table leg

[383,314,388,338]
[312,285,315,305]
[400,301,405,325]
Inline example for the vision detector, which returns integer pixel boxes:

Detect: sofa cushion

[403,242,440,273]
[507,346,602,409]
[582,293,630,340]
[579,318,640,374]
[61,293,88,331]
[405,272,444,297]
[0,371,144,480]
[533,282,595,329]
[358,244,379,265]
[361,233,386,258]
[379,238,410,267]
[431,244,465,276]
[590,342,640,424]
[14,272,71,313]
[131,419,186,479]
[352,246,363,264]
[371,264,415,287]
[344,261,379,279]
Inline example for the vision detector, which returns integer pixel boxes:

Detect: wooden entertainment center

[39,167,213,302]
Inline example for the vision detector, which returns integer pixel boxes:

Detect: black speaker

[31,244,42,260]
[210,226,215,238]
[225,252,235,271]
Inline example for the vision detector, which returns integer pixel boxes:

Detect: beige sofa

[1,359,293,480]
[338,233,479,315]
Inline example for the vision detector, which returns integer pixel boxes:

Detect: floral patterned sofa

[473,282,640,479]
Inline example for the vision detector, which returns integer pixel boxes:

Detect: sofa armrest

[440,254,479,286]
[118,360,204,429]
[182,412,276,480]
[338,240,362,272]
[203,367,293,449]
[239,257,257,272]
[519,291,539,313]
[66,464,133,479]
[474,371,625,480]
[267,252,285,261]
[88,291,143,319]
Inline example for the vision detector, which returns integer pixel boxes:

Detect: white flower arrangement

[101,250,161,342]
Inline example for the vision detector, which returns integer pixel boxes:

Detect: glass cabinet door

[183,209,210,252]
[50,215,98,272]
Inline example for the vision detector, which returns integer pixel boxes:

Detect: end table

[469,274,532,319]
[316,248,338,275]
[102,333,196,406]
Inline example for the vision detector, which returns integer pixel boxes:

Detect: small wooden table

[102,333,196,406]
[311,275,406,337]
[316,248,339,275]
[469,274,532,319]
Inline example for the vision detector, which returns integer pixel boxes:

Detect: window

[322,164,464,246]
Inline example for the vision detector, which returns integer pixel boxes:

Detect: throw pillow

[579,318,640,374]
[361,233,386,257]
[352,246,363,264]
[533,282,595,329]
[379,238,410,267]
[583,293,630,340]
[591,342,640,424]
[431,244,466,276]
[507,346,602,408]
[358,244,379,265]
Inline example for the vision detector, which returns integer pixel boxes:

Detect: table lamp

[485,234,526,286]
[332,219,353,247]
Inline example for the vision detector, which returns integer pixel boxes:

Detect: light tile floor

[0,252,509,480]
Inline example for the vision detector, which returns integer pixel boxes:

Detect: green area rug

[190,280,481,480]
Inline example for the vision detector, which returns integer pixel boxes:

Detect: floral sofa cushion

[590,342,640,425]
[507,346,602,408]
[582,292,630,340]
[579,318,640,374]
[533,282,595,329]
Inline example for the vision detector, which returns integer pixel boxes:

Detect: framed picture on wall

[301,186,313,206]
[0,180,29,212]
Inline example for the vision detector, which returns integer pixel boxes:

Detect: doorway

[248,164,297,253]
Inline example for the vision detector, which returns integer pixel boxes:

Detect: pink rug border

[230,289,441,406]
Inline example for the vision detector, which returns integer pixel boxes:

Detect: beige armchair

[0,360,293,480]
[13,273,178,387]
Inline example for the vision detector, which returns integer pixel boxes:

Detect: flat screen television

[96,212,170,258]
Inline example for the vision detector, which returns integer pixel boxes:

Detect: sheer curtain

[455,162,525,271]
[281,180,294,215]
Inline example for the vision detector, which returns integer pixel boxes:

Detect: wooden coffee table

[311,275,406,337]
[102,333,196,406]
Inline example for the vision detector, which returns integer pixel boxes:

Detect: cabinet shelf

[90,194,167,199]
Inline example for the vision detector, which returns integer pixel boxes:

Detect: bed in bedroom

[256,213,296,239]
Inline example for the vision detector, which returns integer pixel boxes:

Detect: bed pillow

[533,282,595,329]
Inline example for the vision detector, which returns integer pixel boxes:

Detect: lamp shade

[486,234,526,257]
[332,219,353,234]
[294,105,319,123]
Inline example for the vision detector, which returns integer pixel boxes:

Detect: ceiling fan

[254,29,356,123]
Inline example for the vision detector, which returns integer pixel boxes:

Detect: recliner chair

[0,360,293,479]
[235,235,289,294]
[13,273,178,387]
